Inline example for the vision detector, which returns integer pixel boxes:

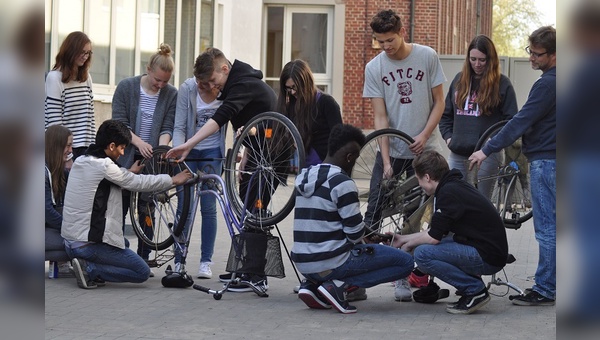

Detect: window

[263,5,333,94]
[45,0,214,96]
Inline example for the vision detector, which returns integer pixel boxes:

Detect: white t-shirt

[363,44,446,158]
[194,94,222,151]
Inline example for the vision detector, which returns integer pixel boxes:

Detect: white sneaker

[394,278,412,302]
[149,269,155,278]
[197,262,213,279]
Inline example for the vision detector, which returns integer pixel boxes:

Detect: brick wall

[343,0,492,128]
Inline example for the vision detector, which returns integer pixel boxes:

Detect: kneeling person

[392,151,508,314]
[62,120,192,289]
[291,124,414,314]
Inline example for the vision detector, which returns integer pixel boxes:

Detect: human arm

[410,84,445,154]
[468,78,554,169]
[165,119,220,161]
[45,171,62,230]
[371,97,395,179]
[173,82,191,147]
[439,75,459,145]
[158,86,177,146]
[45,71,64,127]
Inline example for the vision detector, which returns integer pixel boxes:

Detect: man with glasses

[469,26,556,306]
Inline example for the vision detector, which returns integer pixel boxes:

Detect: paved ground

[45,209,555,340]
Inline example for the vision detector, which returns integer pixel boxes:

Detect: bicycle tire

[473,120,533,226]
[351,129,428,238]
[223,111,305,227]
[129,145,191,250]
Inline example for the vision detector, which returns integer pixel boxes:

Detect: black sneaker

[70,258,97,289]
[219,272,233,283]
[317,280,357,314]
[512,290,555,306]
[445,288,490,314]
[227,275,269,293]
[298,280,331,309]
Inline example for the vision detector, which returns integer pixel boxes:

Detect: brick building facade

[342,0,493,128]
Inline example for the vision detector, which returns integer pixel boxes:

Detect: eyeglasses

[284,85,297,93]
[524,46,548,58]
[80,50,93,57]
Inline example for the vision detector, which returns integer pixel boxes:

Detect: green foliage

[492,0,542,57]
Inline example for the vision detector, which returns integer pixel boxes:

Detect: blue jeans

[304,244,414,288]
[449,151,503,198]
[414,237,503,295]
[175,147,222,264]
[65,243,150,283]
[529,159,556,300]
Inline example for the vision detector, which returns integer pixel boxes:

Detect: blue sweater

[482,67,556,161]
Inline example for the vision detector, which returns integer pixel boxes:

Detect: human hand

[136,141,153,159]
[165,144,191,162]
[383,163,394,180]
[409,133,428,155]
[468,150,487,171]
[171,169,193,186]
[129,159,145,174]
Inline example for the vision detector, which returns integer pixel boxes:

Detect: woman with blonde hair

[45,31,95,160]
[439,35,518,197]
[112,43,178,267]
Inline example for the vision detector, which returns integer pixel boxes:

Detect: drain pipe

[410,0,415,42]
[476,0,481,35]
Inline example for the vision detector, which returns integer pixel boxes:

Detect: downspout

[410,0,415,42]
[476,0,481,35]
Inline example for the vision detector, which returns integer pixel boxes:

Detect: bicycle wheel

[129,145,191,250]
[473,120,533,226]
[224,111,304,227]
[351,129,428,239]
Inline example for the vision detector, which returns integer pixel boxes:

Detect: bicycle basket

[226,231,285,279]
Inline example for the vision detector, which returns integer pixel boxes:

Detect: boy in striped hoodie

[291,124,414,314]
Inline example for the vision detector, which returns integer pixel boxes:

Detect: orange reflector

[255,200,263,209]
[265,128,272,139]
[145,215,152,227]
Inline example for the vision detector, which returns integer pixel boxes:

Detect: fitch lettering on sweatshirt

[381,67,426,104]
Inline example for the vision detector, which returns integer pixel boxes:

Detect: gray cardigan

[112,75,177,167]
[173,77,227,158]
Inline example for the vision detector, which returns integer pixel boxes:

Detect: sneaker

[197,262,213,279]
[70,258,97,289]
[347,287,368,302]
[446,288,490,314]
[408,271,429,288]
[219,272,233,283]
[58,262,75,278]
[293,284,300,293]
[298,280,331,309]
[394,278,412,302]
[227,275,269,293]
[318,280,357,314]
[93,278,106,287]
[512,290,555,306]
[149,269,155,278]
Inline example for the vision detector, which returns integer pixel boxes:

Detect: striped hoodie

[291,164,365,275]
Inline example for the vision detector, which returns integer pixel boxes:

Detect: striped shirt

[291,164,365,274]
[139,86,160,143]
[45,70,95,149]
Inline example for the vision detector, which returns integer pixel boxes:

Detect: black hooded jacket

[211,60,276,130]
[428,169,509,267]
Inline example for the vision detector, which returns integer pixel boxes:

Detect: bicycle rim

[129,145,190,250]
[224,111,305,227]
